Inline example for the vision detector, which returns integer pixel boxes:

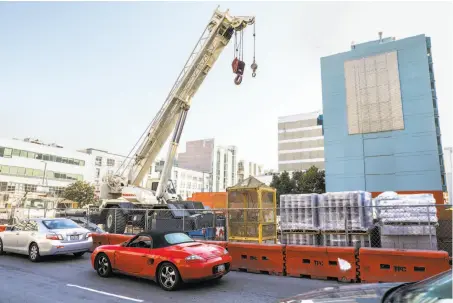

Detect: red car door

[114,235,153,275]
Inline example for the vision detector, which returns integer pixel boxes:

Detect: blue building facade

[321,34,446,193]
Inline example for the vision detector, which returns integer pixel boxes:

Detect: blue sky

[0,1,452,170]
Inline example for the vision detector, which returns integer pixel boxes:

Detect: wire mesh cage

[226,176,277,243]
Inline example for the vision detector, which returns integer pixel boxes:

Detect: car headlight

[223,249,229,255]
[185,255,206,262]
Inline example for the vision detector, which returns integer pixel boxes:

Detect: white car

[0,218,93,262]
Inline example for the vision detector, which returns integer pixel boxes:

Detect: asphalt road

[0,252,339,303]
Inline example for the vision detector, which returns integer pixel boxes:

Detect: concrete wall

[321,34,445,192]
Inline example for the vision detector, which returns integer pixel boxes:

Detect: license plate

[69,235,78,241]
[217,264,225,273]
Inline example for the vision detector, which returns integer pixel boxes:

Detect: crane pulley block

[232,57,245,75]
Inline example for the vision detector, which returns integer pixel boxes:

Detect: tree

[61,181,96,207]
[270,171,295,206]
[270,166,326,205]
[293,166,325,194]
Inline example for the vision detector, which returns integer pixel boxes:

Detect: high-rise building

[278,111,324,172]
[237,160,264,183]
[321,34,446,199]
[178,139,238,192]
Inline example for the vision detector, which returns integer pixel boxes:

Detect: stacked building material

[318,191,373,231]
[318,191,374,248]
[280,194,319,230]
[279,194,319,245]
[375,192,438,250]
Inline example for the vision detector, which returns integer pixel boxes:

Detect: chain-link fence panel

[0,201,450,256]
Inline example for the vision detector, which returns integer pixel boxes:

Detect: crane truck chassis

[90,8,255,235]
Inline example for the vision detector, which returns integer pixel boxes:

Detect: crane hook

[251,61,258,78]
[234,74,243,85]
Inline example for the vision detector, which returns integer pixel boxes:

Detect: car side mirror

[120,241,128,247]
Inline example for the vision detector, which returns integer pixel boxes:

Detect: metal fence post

[145,209,149,232]
[344,204,349,246]
[114,208,117,233]
[427,205,433,249]
[182,211,185,232]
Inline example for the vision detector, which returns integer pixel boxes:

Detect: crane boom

[126,8,255,194]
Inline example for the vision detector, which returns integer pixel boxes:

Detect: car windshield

[164,233,194,245]
[385,270,452,303]
[42,219,80,229]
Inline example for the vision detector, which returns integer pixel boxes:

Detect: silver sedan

[0,218,93,262]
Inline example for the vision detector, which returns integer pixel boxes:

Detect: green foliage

[61,181,96,207]
[270,166,325,206]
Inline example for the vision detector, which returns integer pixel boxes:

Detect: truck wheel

[105,208,126,234]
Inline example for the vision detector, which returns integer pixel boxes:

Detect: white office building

[278,110,325,172]
[237,160,264,183]
[178,139,238,192]
[0,138,94,196]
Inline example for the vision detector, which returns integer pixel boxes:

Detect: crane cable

[251,22,257,77]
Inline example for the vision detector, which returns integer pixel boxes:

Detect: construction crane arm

[121,9,255,200]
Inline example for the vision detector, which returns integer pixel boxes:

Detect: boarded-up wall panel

[344,51,405,134]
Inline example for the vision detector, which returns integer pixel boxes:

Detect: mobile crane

[95,8,256,234]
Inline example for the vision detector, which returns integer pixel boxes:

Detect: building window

[95,156,102,166]
[0,147,12,158]
[0,164,82,182]
[96,168,100,178]
[107,159,115,166]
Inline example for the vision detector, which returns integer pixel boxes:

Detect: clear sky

[0,1,452,170]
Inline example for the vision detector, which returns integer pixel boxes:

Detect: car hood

[278,283,403,303]
[171,242,225,259]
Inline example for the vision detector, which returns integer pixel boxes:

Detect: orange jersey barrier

[0,225,7,232]
[228,242,285,275]
[286,245,357,282]
[359,248,451,283]
[196,240,228,248]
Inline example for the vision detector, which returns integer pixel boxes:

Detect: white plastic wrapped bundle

[279,195,288,230]
[375,192,438,224]
[279,193,319,230]
[380,225,437,236]
[318,191,373,230]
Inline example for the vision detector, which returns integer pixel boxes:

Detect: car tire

[29,243,41,262]
[0,238,4,255]
[213,275,223,280]
[73,252,85,258]
[158,262,181,291]
[95,253,112,278]
[105,207,126,234]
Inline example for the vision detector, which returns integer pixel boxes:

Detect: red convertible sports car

[91,231,232,291]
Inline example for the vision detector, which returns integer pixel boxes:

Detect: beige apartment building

[278,111,325,172]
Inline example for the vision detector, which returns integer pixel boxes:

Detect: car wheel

[0,238,4,255]
[29,243,41,262]
[158,262,181,291]
[105,208,126,234]
[213,275,223,280]
[73,252,85,258]
[95,253,112,278]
